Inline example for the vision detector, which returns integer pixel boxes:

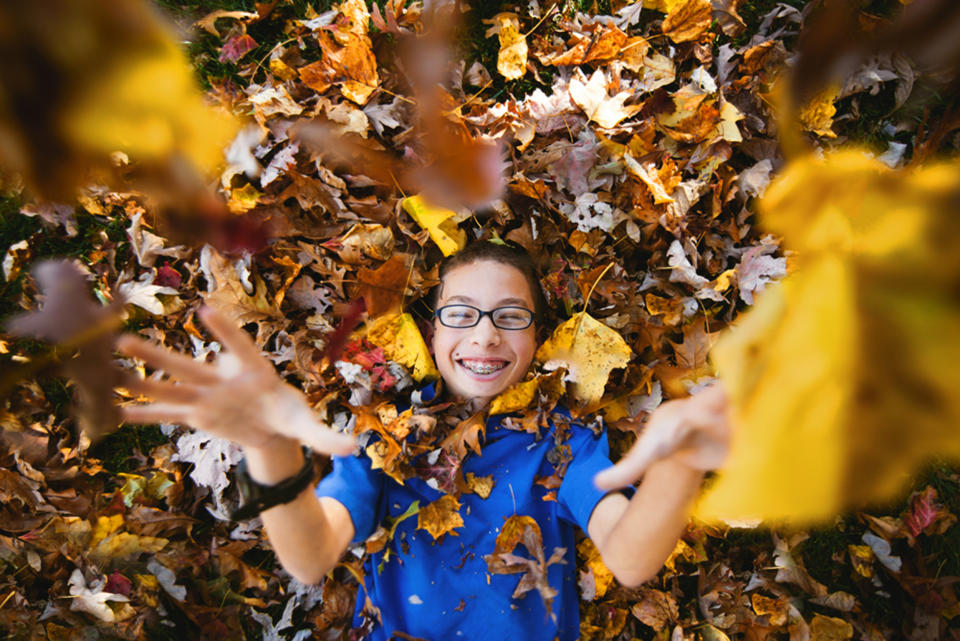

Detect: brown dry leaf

[751,593,789,626]
[541,24,629,67]
[440,413,486,460]
[630,587,679,631]
[662,0,713,43]
[357,255,410,317]
[536,312,632,405]
[417,495,464,540]
[201,247,282,333]
[484,515,567,617]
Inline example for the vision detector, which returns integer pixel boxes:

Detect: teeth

[460,360,507,375]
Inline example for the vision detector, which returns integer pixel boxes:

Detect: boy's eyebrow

[444,295,531,307]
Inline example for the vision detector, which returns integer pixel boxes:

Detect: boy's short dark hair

[437,241,546,321]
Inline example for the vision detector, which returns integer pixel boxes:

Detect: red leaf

[219,33,257,63]
[905,486,940,538]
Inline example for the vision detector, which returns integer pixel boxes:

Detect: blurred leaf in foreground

[699,150,960,524]
[5,261,123,442]
[0,0,238,200]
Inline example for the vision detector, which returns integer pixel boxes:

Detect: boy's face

[433,260,537,407]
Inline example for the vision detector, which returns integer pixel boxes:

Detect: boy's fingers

[123,376,203,404]
[122,403,192,426]
[117,335,221,385]
[197,306,267,371]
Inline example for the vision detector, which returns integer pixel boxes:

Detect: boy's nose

[469,315,501,346]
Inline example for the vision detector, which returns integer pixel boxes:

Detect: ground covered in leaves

[1,0,959,639]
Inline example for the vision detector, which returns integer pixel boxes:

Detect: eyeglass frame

[434,304,535,330]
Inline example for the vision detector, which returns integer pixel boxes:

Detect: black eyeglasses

[435,304,534,330]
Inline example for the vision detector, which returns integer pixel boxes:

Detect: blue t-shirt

[315,399,616,641]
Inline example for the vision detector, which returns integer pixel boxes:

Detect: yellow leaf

[847,544,875,578]
[698,151,960,524]
[714,101,744,143]
[401,195,468,257]
[465,473,495,499]
[799,86,840,139]
[486,13,528,81]
[810,615,854,641]
[91,515,123,545]
[365,313,439,382]
[488,378,538,415]
[227,183,263,214]
[64,45,238,173]
[662,0,712,43]
[417,495,464,540]
[536,312,632,406]
[577,538,614,598]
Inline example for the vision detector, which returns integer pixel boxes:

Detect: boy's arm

[244,437,355,584]
[586,457,703,587]
[587,385,731,587]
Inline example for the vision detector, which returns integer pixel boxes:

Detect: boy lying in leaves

[117,241,731,641]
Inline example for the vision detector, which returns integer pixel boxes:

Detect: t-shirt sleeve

[315,451,385,544]
[557,424,628,532]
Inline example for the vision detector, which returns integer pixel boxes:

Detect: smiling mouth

[457,358,509,376]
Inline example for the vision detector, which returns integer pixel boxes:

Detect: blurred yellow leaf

[365,313,439,382]
[64,46,237,171]
[486,13,528,81]
[227,183,263,214]
[698,151,960,524]
[401,195,468,257]
[417,495,464,540]
[536,312,632,406]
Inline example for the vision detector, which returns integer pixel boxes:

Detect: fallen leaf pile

[1,0,959,639]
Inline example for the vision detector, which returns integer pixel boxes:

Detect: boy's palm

[117,306,355,456]
[594,385,731,490]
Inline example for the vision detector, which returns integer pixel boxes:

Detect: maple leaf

[569,70,642,129]
[356,255,411,317]
[416,495,464,541]
[440,413,486,460]
[536,312,633,406]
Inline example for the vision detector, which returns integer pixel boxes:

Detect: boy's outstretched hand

[594,385,731,490]
[116,306,355,456]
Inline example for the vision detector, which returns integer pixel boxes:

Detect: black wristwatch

[231,447,315,521]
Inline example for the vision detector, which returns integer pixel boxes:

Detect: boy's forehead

[439,260,534,304]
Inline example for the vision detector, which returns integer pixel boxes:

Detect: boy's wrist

[243,436,305,484]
